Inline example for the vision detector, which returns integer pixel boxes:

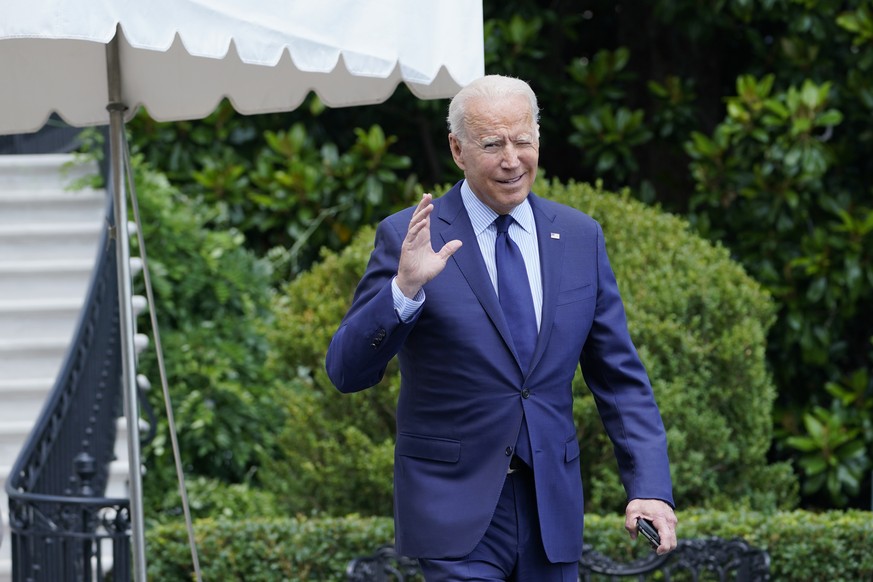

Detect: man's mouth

[497,175,523,185]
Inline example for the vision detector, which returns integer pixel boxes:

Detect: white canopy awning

[0,0,484,134]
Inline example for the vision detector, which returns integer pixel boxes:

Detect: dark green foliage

[124,0,873,510]
[263,179,796,515]
[783,367,873,506]
[567,47,653,185]
[147,477,279,525]
[482,1,873,509]
[129,159,282,503]
[144,510,873,581]
[129,103,417,280]
[686,71,873,505]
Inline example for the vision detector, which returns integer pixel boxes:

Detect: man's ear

[448,133,465,170]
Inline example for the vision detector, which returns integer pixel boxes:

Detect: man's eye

[483,143,499,150]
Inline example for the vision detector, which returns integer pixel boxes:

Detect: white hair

[447,75,540,142]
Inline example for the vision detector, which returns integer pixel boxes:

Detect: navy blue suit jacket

[326,182,673,562]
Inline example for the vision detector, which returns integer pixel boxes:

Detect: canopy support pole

[106,29,148,582]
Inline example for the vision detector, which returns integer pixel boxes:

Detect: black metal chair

[346,537,771,582]
[579,536,771,581]
[346,544,423,582]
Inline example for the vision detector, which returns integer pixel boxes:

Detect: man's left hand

[625,498,678,555]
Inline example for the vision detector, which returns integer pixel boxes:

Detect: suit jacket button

[370,329,386,349]
[521,389,530,399]
[505,446,513,456]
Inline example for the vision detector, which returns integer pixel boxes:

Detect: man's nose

[501,145,520,167]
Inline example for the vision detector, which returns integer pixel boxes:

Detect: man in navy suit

[326,74,677,581]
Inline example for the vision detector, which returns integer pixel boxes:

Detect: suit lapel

[435,184,519,364]
[433,188,566,375]
[529,194,563,374]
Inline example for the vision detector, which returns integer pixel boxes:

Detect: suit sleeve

[325,215,420,393]
[580,222,674,506]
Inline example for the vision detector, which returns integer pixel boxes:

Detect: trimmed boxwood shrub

[146,515,395,581]
[583,509,873,581]
[145,510,873,581]
[263,178,798,516]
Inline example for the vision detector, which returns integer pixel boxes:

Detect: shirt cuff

[391,276,425,322]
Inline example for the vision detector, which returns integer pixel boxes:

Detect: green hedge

[264,178,797,515]
[127,157,284,505]
[145,510,873,581]
[585,509,873,580]
[146,514,394,581]
[146,477,280,525]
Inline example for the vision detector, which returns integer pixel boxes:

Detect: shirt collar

[460,179,534,236]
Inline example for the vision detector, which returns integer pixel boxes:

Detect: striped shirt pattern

[460,180,543,330]
[392,180,545,330]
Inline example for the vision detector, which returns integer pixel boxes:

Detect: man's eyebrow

[480,136,503,146]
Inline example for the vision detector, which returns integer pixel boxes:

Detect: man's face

[449,94,539,215]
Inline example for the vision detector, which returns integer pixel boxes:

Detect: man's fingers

[407,195,434,238]
[411,193,433,221]
[625,499,678,555]
[437,239,463,260]
[417,192,433,208]
[646,514,677,555]
[653,518,678,555]
[407,214,428,239]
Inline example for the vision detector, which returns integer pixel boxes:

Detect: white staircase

[0,153,131,581]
